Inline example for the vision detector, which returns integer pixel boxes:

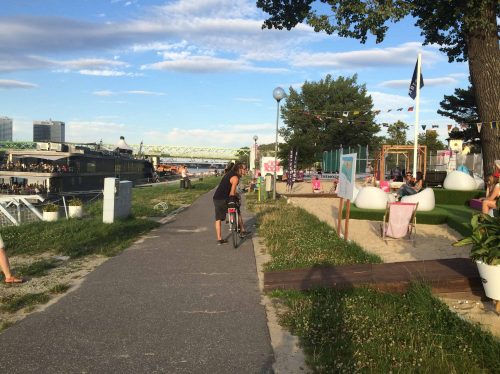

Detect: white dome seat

[355,186,388,210]
[443,170,476,191]
[401,188,435,211]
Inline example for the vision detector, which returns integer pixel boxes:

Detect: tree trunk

[467,1,500,178]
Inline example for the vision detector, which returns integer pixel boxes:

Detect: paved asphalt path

[0,192,274,373]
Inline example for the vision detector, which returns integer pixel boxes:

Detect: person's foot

[239,231,252,238]
[217,239,228,245]
[4,276,24,284]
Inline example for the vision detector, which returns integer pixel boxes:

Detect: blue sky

[0,0,469,148]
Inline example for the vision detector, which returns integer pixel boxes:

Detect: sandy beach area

[274,180,499,336]
[276,180,469,263]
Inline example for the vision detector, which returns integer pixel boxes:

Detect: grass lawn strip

[253,198,500,373]
[0,177,221,333]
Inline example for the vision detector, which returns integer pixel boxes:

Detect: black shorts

[213,199,228,221]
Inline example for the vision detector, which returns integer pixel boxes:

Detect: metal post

[273,100,280,200]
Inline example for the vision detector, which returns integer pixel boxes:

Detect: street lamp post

[272,87,286,200]
[253,135,258,175]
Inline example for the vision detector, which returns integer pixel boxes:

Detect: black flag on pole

[408,60,424,100]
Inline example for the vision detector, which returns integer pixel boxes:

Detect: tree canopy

[257,0,499,176]
[278,74,380,167]
[438,85,480,147]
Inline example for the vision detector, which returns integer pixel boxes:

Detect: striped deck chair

[380,202,418,245]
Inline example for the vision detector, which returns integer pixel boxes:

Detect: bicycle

[227,203,240,248]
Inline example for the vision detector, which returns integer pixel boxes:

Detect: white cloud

[79,69,137,76]
[142,55,288,73]
[290,42,442,69]
[380,76,459,88]
[0,79,38,89]
[92,89,166,96]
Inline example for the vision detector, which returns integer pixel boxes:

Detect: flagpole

[413,53,422,178]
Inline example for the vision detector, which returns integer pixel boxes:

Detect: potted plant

[68,198,83,218]
[453,212,500,312]
[42,202,59,221]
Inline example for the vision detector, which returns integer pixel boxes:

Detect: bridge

[0,142,248,160]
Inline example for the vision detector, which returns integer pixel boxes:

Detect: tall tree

[416,130,446,153]
[385,121,409,145]
[257,0,500,176]
[278,74,380,167]
[438,85,480,147]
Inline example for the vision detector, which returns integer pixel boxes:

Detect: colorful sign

[338,153,357,200]
[261,157,283,176]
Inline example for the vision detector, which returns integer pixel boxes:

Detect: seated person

[312,176,322,193]
[390,166,403,182]
[397,171,423,200]
[482,174,499,214]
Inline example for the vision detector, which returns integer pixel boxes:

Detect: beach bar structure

[376,144,427,181]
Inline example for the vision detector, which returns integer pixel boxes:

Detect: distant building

[33,120,65,142]
[0,117,13,141]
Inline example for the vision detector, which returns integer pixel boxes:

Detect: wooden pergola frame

[376,144,427,182]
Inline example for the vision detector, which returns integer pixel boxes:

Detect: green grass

[13,258,61,277]
[49,283,70,294]
[257,200,382,271]
[274,285,500,373]
[254,197,500,373]
[0,292,51,313]
[0,176,221,259]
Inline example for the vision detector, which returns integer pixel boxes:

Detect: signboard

[337,153,357,200]
[261,157,283,176]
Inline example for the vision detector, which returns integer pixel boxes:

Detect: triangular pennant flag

[338,119,343,124]
[397,108,403,111]
[447,125,452,132]
[421,125,426,130]
[460,123,467,129]
[342,111,349,117]
[408,107,414,112]
[477,123,482,132]
[387,109,392,112]
[353,111,360,115]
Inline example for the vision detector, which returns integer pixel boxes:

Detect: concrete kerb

[252,236,310,374]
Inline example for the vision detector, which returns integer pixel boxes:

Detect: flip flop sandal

[4,276,24,284]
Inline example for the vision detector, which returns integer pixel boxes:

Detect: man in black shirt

[213,162,248,245]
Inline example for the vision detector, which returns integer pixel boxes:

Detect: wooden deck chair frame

[380,202,418,245]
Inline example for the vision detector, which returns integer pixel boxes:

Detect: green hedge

[433,189,484,205]
[345,204,473,236]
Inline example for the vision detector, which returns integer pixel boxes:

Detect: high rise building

[0,117,13,141]
[33,120,65,142]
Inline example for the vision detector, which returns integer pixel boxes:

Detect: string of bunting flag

[288,108,498,132]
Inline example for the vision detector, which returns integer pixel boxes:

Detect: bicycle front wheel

[230,211,239,248]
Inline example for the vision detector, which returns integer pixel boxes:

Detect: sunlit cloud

[380,76,459,88]
[0,79,38,89]
[290,42,442,69]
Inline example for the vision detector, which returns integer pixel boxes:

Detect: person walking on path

[0,234,23,283]
[213,162,250,245]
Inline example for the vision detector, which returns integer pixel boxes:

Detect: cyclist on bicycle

[213,162,250,245]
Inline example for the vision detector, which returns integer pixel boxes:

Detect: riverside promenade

[0,192,274,373]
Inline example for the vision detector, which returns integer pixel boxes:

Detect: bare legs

[0,247,13,279]
[482,199,497,214]
[215,220,223,241]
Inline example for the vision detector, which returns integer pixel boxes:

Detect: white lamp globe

[273,87,286,102]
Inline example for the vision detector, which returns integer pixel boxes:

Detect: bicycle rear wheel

[230,211,239,248]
